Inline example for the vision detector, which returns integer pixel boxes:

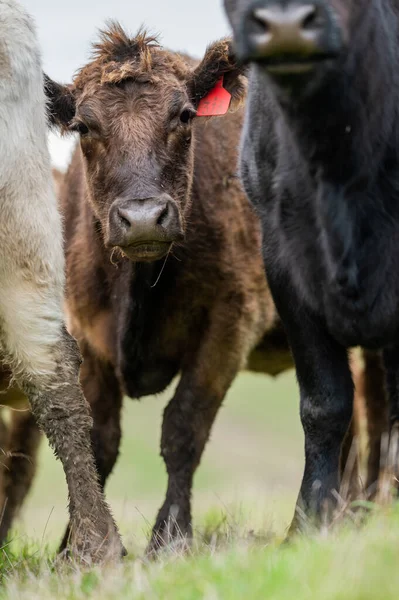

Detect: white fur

[0,0,65,387]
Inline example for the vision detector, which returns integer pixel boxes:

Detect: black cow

[223,0,395,530]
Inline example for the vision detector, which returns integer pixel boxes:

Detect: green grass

[2,371,398,598]
[3,507,399,599]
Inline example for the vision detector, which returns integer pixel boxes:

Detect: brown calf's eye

[70,121,90,136]
[180,109,195,124]
[77,122,89,136]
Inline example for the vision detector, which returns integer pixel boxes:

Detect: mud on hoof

[145,503,192,559]
[59,519,126,565]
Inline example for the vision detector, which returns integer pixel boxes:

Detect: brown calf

[41,24,383,553]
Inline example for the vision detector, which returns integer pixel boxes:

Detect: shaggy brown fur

[38,23,383,555]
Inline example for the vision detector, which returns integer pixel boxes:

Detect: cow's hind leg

[146,300,257,556]
[0,279,124,563]
[338,350,371,501]
[0,411,41,544]
[380,347,399,498]
[339,415,359,499]
[361,350,387,494]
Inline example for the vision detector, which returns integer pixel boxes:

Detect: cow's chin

[120,242,171,263]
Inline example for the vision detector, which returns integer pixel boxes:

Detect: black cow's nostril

[156,204,169,227]
[244,3,326,66]
[250,10,270,35]
[252,5,319,35]
[302,6,319,30]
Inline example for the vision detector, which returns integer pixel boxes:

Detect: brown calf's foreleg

[59,343,123,553]
[146,303,256,556]
[0,411,41,544]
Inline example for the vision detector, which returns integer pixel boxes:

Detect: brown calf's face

[73,75,192,262]
[46,24,246,262]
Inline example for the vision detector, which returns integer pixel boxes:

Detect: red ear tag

[196,76,232,117]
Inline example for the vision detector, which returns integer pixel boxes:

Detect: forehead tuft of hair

[73,21,190,90]
[93,22,159,66]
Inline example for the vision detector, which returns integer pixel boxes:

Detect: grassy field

[1,370,399,599]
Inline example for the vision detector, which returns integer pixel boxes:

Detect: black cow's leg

[271,300,354,533]
[291,324,353,530]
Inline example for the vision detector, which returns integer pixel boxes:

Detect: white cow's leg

[0,275,124,563]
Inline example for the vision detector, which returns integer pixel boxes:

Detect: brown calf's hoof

[145,504,192,559]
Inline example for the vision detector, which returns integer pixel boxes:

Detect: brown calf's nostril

[120,215,131,229]
[117,209,132,230]
[157,204,169,227]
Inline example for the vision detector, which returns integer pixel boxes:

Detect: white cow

[0,0,123,562]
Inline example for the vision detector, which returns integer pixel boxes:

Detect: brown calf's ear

[44,73,76,131]
[191,38,247,115]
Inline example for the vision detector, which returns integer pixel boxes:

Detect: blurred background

[17,0,303,551]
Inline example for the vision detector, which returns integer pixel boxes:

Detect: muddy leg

[59,344,123,553]
[19,328,124,563]
[147,303,254,556]
[0,411,41,544]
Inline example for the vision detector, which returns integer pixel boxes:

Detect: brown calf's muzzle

[107,193,184,262]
